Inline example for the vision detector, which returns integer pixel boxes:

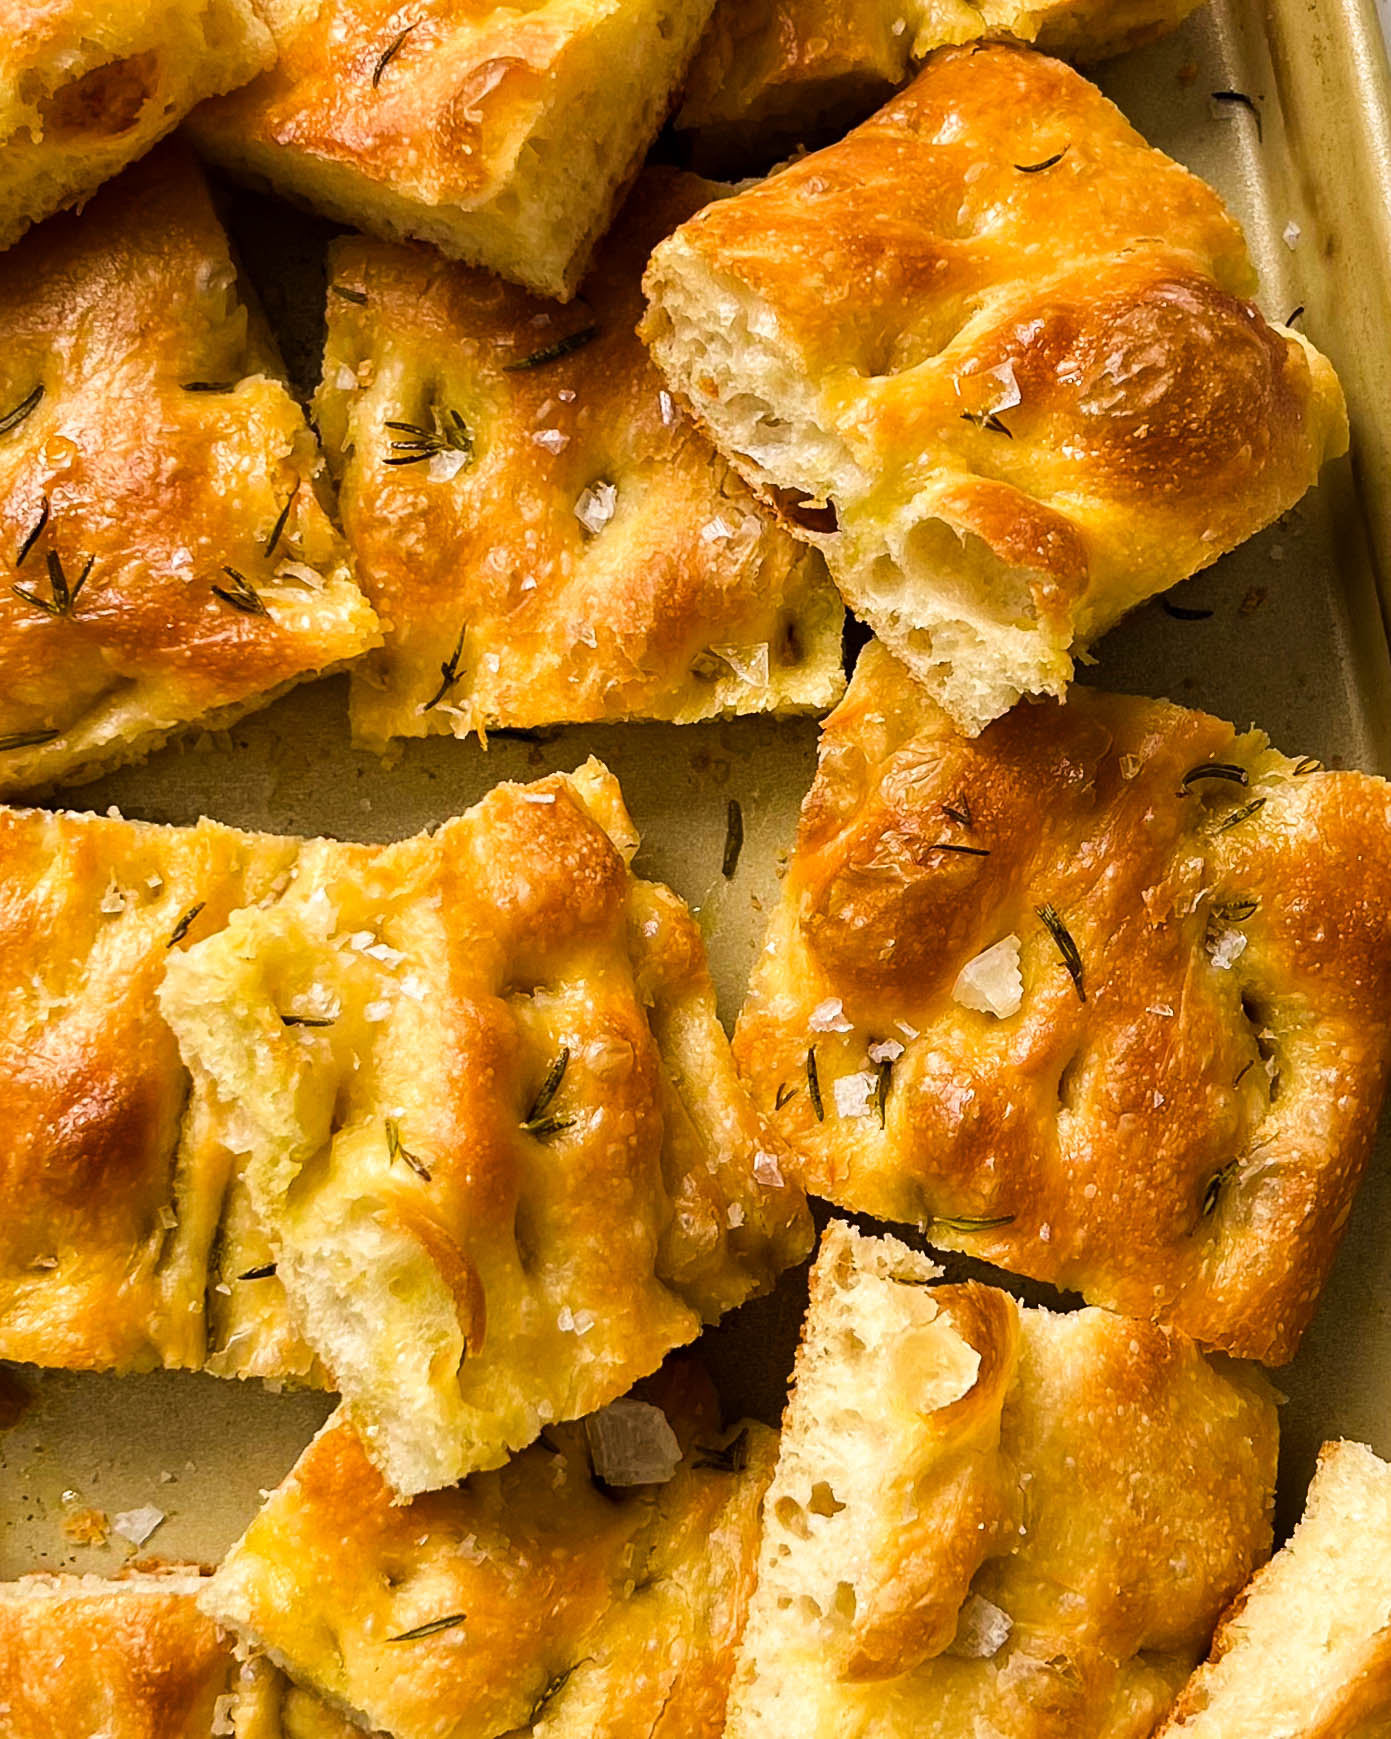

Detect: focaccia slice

[0,1569,359,1738]
[0,145,379,796]
[734,640,1391,1363]
[186,0,718,302]
[725,1221,1278,1739]
[676,0,1206,168]
[316,167,843,747]
[1157,1439,1391,1738]
[643,42,1347,734]
[0,804,314,1380]
[204,1362,776,1739]
[0,0,273,251]
[161,758,811,1494]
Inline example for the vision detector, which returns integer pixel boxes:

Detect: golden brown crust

[677,0,1208,168]
[315,167,843,744]
[0,0,273,249]
[643,44,1347,733]
[725,1221,1278,1739]
[160,759,811,1494]
[187,0,718,300]
[0,144,379,796]
[205,1362,778,1739]
[734,641,1391,1362]
[0,803,316,1378]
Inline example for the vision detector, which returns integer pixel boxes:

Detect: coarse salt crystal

[709,643,770,688]
[1283,220,1301,248]
[1208,928,1248,970]
[428,449,470,483]
[753,1150,784,1187]
[727,1203,745,1228]
[658,389,677,425]
[809,996,853,1033]
[364,999,392,1022]
[833,1071,878,1118]
[585,1400,682,1486]
[701,515,739,542]
[868,1038,904,1064]
[532,428,569,453]
[574,481,617,535]
[364,940,406,966]
[948,1594,1013,1659]
[952,935,1023,1018]
[333,364,356,392]
[521,791,557,804]
[99,878,128,915]
[111,1505,164,1547]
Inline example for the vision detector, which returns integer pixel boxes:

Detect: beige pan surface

[2,0,1391,1575]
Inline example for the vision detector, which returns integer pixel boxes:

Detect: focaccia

[0,1569,359,1738]
[643,42,1347,734]
[0,0,273,251]
[185,0,718,301]
[676,0,1206,168]
[315,167,844,747]
[0,145,379,796]
[161,758,811,1495]
[725,1221,1278,1739]
[0,803,315,1380]
[204,1362,776,1739]
[1158,1439,1391,1739]
[734,640,1391,1363]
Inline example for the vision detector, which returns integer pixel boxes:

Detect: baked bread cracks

[734,641,1391,1362]
[315,168,844,747]
[677,0,1206,169]
[0,1570,359,1738]
[203,1363,776,1739]
[0,803,315,1381]
[161,759,811,1495]
[643,42,1348,734]
[725,1222,1278,1739]
[0,0,273,251]
[186,0,719,302]
[1157,1440,1391,1738]
[0,146,379,796]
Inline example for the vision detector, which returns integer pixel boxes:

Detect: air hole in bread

[1056,1049,1085,1114]
[774,1496,810,1540]
[770,486,838,534]
[808,1480,846,1518]
[41,54,159,138]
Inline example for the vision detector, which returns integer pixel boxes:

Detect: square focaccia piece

[160,759,811,1495]
[0,144,379,797]
[677,0,1206,169]
[315,167,844,748]
[643,43,1347,735]
[185,0,719,302]
[734,640,1391,1363]
[0,0,273,252]
[204,1362,776,1739]
[1157,1440,1391,1739]
[0,1569,358,1738]
[725,1221,1278,1739]
[0,804,317,1381]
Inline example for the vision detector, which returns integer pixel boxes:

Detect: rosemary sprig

[1211,89,1263,141]
[332,285,368,305]
[1212,797,1267,833]
[932,1213,1016,1234]
[929,841,990,856]
[0,384,44,437]
[722,798,744,878]
[942,795,973,827]
[264,485,298,559]
[1211,897,1260,923]
[504,326,599,372]
[386,1117,432,1182]
[694,1428,750,1473]
[1201,1159,1240,1219]
[0,727,59,751]
[512,1659,592,1728]
[773,1080,798,1110]
[1286,304,1305,327]
[1293,755,1322,774]
[960,409,1012,436]
[1015,147,1068,172]
[372,22,417,87]
[13,549,93,617]
[875,1057,892,1128]
[522,1048,574,1138]
[1181,763,1248,790]
[15,496,48,567]
[1162,600,1213,621]
[1036,903,1085,1002]
[182,380,235,394]
[212,566,268,617]
[384,407,473,468]
[167,903,205,948]
[280,1014,335,1027]
[237,1263,276,1281]
[806,1047,824,1121]
[389,1612,466,1642]
[424,623,467,711]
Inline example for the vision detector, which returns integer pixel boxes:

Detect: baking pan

[3,0,1390,1575]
